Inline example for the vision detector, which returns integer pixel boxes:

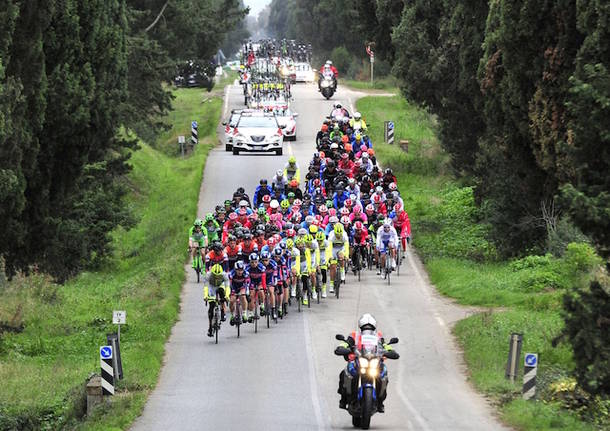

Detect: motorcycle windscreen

[361,334,379,356]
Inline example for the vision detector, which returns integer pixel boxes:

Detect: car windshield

[238,116,277,128]
[296,64,310,71]
[230,113,240,125]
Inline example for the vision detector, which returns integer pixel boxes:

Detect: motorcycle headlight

[367,367,378,378]
[369,358,380,369]
[358,357,369,373]
[321,80,331,88]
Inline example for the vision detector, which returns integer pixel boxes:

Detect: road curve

[131,83,508,431]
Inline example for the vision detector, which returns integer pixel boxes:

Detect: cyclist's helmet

[354,221,364,230]
[389,182,398,191]
[249,252,259,262]
[293,199,302,207]
[234,260,245,270]
[211,263,223,275]
[262,194,271,203]
[340,207,350,216]
[287,192,296,199]
[194,219,203,227]
[205,213,215,222]
[228,234,237,243]
[298,227,308,236]
[279,241,287,250]
[394,203,403,213]
[257,207,266,216]
[273,247,283,257]
[383,219,392,230]
[373,194,382,204]
[340,215,351,226]
[334,223,344,235]
[329,215,339,224]
[260,250,271,260]
[212,241,223,252]
[315,231,326,242]
[345,199,353,208]
[353,205,362,214]
[286,238,294,249]
[384,168,393,176]
[365,204,375,213]
[319,205,328,214]
[281,199,290,209]
[286,228,296,238]
[295,237,305,247]
[358,313,377,332]
[260,178,268,185]
[309,224,318,234]
[354,112,362,120]
[305,215,314,225]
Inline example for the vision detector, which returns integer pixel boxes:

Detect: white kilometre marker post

[113,310,126,343]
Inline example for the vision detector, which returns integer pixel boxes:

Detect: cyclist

[315,230,332,297]
[305,230,320,300]
[245,252,266,322]
[229,261,250,325]
[284,156,300,182]
[224,235,241,270]
[238,232,258,261]
[391,203,412,254]
[272,246,288,317]
[189,219,208,266]
[253,178,273,207]
[349,112,367,132]
[294,237,314,305]
[206,241,229,273]
[351,221,369,273]
[204,213,221,243]
[285,238,299,298]
[261,250,279,319]
[376,219,398,275]
[328,222,349,291]
[204,263,229,337]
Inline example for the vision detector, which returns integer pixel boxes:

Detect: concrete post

[86,375,103,415]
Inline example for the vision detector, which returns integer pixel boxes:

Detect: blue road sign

[100,345,113,359]
[388,121,394,130]
[524,353,537,367]
[191,121,198,128]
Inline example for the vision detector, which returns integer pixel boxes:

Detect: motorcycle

[320,71,336,99]
[335,333,399,429]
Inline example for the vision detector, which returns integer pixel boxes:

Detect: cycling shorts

[377,239,396,253]
[331,246,345,260]
[208,286,225,300]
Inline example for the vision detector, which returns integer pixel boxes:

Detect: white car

[295,62,315,82]
[231,112,285,156]
[275,109,299,141]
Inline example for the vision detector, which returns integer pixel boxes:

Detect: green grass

[0,86,225,430]
[343,76,400,91]
[355,95,605,430]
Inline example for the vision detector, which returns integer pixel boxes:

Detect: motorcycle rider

[318,60,338,92]
[335,313,398,413]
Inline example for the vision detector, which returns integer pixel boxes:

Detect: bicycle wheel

[266,292,270,329]
[214,306,219,344]
[334,267,341,299]
[386,257,392,285]
[397,245,401,276]
[254,294,259,334]
[236,300,241,338]
[297,280,302,313]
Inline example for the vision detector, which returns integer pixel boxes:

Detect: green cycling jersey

[189,225,208,246]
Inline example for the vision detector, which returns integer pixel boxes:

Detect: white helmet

[239,200,248,207]
[326,60,332,65]
[270,199,280,209]
[354,112,362,120]
[358,313,377,332]
[276,169,283,177]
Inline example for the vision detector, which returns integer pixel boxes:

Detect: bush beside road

[0,87,223,430]
[354,92,607,430]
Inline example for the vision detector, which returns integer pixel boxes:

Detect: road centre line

[303,313,328,430]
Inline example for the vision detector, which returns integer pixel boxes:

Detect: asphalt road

[131,82,508,431]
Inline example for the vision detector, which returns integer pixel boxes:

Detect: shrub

[509,254,554,271]
[517,269,566,292]
[330,46,351,76]
[546,216,590,257]
[557,270,610,396]
[562,242,602,274]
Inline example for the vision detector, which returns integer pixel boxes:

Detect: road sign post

[523,353,538,400]
[107,332,124,380]
[366,43,375,85]
[384,121,395,145]
[113,310,126,343]
[505,333,523,383]
[178,135,186,157]
[100,346,114,395]
[191,121,198,146]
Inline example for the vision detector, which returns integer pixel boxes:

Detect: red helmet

[321,124,328,132]
[389,182,397,191]
[354,221,364,230]
[319,205,328,214]
[293,199,302,207]
[341,135,349,143]
[340,207,350,216]
[267,237,277,248]
[353,206,362,214]
[328,208,337,217]
[394,203,403,213]
[344,199,353,208]
[373,194,382,204]
[340,215,351,226]
[360,145,367,152]
[365,204,375,213]
[313,178,321,187]
[273,233,282,243]
[341,153,348,159]
[286,228,296,238]
[289,179,299,188]
[314,214,322,223]
[229,212,238,221]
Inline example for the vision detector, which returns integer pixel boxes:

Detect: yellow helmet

[211,264,223,275]
[286,239,294,249]
[334,223,344,235]
[309,224,318,234]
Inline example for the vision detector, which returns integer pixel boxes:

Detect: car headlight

[235,134,247,142]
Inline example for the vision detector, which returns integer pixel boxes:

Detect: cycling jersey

[376,226,399,251]
[204,220,221,242]
[263,259,278,286]
[328,230,349,259]
[189,226,208,245]
[295,247,313,276]
[205,250,228,272]
[229,269,250,293]
[204,272,229,300]
[352,229,369,246]
[246,262,267,289]
[317,239,331,267]
[238,241,258,259]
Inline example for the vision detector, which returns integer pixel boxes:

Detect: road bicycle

[191,243,205,283]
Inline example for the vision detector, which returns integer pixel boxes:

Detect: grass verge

[0,86,225,430]
[342,76,400,91]
[353,93,604,430]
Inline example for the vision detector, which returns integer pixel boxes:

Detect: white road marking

[303,313,328,430]
[223,84,232,117]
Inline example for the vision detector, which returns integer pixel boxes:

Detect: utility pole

[366,43,375,85]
